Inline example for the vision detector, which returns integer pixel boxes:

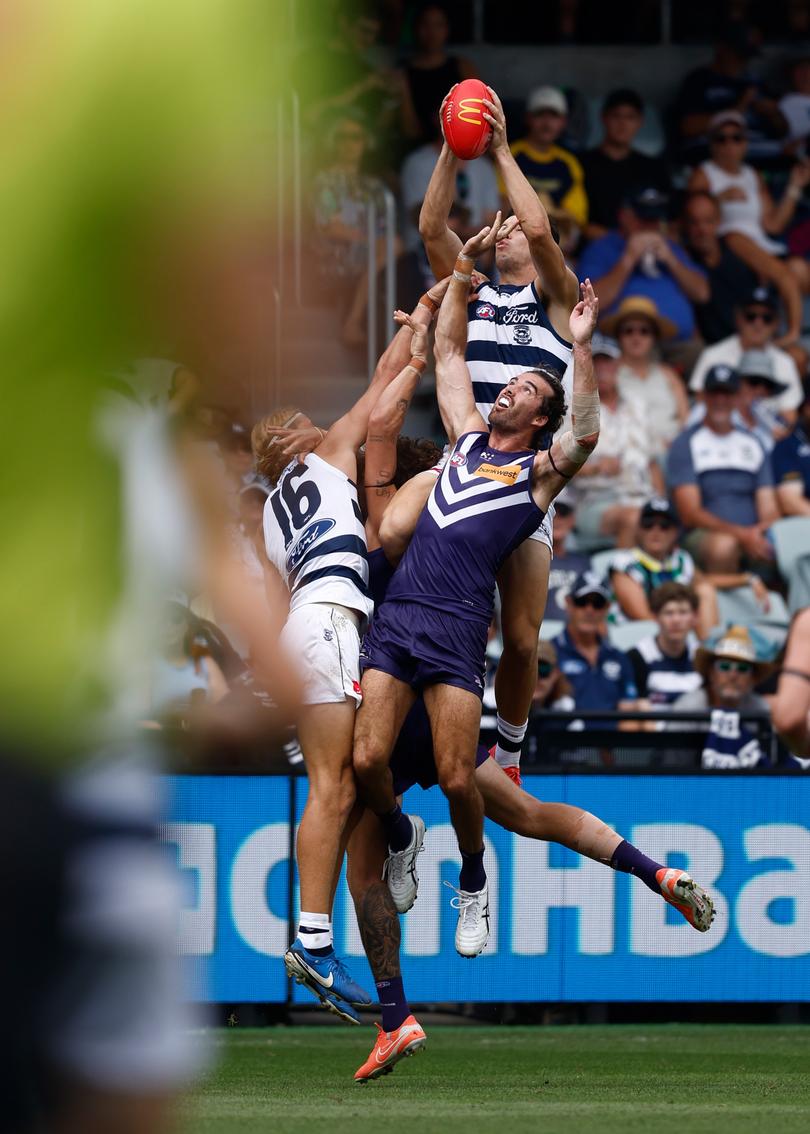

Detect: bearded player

[345,316,715,1083]
[353,202,602,961]
[382,85,582,791]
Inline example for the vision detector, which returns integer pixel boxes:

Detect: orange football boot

[487,745,522,787]
[354,1015,426,1083]
[656,868,715,932]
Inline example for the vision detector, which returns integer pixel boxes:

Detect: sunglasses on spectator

[712,132,746,144]
[572,594,609,610]
[619,323,654,337]
[640,517,675,530]
[741,309,775,324]
[537,661,554,678]
[713,659,753,674]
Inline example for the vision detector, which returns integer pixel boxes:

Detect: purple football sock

[381,805,413,853]
[610,839,664,894]
[376,976,410,1032]
[459,847,486,892]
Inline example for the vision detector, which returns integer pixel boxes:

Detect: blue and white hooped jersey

[384,431,544,624]
[263,453,373,629]
[466,281,573,421]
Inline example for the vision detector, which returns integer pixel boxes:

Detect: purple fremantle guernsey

[384,431,544,624]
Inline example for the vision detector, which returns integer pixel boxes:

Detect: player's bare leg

[347,809,426,1082]
[475,758,715,931]
[494,538,551,782]
[423,683,490,956]
[283,701,372,1021]
[353,670,424,912]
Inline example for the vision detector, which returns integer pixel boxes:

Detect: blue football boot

[284,938,372,1020]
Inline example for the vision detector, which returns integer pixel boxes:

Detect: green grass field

[180,1024,810,1133]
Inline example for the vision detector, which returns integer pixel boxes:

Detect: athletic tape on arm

[559,390,600,466]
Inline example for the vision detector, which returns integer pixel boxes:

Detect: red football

[442,78,493,161]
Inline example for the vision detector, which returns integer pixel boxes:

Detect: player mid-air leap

[353,211,602,960]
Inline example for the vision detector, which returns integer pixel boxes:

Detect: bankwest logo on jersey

[475,462,521,484]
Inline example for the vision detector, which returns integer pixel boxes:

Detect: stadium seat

[608,620,658,651]
[539,619,564,642]
[589,548,618,579]
[716,586,790,629]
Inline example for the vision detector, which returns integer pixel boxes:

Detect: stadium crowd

[142,3,810,772]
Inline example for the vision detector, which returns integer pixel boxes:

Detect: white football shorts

[281,602,362,707]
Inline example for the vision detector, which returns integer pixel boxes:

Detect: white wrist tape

[453,269,472,283]
[572,389,600,440]
[560,431,592,466]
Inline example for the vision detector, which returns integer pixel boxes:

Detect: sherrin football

[443,78,493,161]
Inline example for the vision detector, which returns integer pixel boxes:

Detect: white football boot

[382,815,425,913]
[445,879,490,957]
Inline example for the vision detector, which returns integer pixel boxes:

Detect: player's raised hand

[460,210,503,259]
[263,424,325,460]
[569,278,599,345]
[483,87,508,155]
[425,273,452,308]
[393,308,429,361]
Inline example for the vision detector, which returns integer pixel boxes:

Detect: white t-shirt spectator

[573,397,655,508]
[689,336,801,415]
[401,144,499,253]
[779,93,810,144]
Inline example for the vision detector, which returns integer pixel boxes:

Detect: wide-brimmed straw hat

[600,295,678,340]
[694,624,777,683]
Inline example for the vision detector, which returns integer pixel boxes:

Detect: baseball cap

[590,332,621,360]
[603,88,644,115]
[709,109,747,135]
[526,85,567,115]
[627,186,669,220]
[640,497,678,525]
[738,284,778,312]
[569,570,611,602]
[738,349,788,394]
[704,363,741,393]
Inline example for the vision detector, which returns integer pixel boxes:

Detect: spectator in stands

[689,286,803,423]
[530,639,576,718]
[773,378,810,516]
[778,52,810,150]
[610,498,721,640]
[544,489,589,622]
[674,21,787,163]
[578,186,709,359]
[667,363,779,573]
[312,112,403,344]
[669,626,774,768]
[401,121,499,274]
[772,608,810,756]
[736,350,790,451]
[147,602,229,724]
[627,582,702,710]
[681,190,773,345]
[687,111,810,330]
[581,88,668,240]
[554,571,640,730]
[601,295,688,461]
[572,326,664,548]
[504,85,587,252]
[398,4,478,145]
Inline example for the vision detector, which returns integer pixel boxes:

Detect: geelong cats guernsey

[466,282,573,420]
[263,452,373,629]
[384,431,544,624]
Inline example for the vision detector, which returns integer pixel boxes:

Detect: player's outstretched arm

[532,279,600,508]
[418,91,465,280]
[434,215,509,444]
[363,282,450,549]
[483,88,579,311]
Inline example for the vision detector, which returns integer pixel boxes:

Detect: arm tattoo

[357,881,401,982]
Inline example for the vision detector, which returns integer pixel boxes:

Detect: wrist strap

[418,293,439,315]
[454,254,474,284]
[408,357,426,373]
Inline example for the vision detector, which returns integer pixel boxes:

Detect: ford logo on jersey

[286,517,335,572]
[502,304,538,325]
